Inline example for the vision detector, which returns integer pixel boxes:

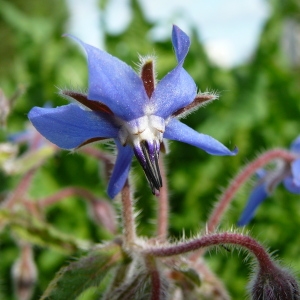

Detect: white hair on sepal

[56,84,87,97]
[56,85,91,110]
[173,89,219,120]
[136,53,157,71]
[136,54,158,83]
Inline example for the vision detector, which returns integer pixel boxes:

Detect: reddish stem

[5,168,37,209]
[156,155,169,241]
[151,269,161,300]
[189,149,296,261]
[79,146,114,164]
[145,256,163,300]
[121,180,136,247]
[207,149,296,233]
[143,232,274,273]
[38,186,98,207]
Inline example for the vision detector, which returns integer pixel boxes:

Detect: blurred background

[1,0,300,298]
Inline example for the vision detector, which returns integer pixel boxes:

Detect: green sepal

[178,267,201,287]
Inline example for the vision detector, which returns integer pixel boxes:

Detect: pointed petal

[291,159,300,186]
[237,184,268,226]
[290,136,300,153]
[107,141,134,198]
[28,104,118,149]
[283,176,300,194]
[283,159,300,194]
[164,119,237,156]
[150,26,196,118]
[151,67,197,118]
[66,35,148,121]
[172,25,190,63]
[256,168,267,178]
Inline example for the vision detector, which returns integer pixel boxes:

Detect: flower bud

[89,199,117,234]
[0,142,18,168]
[12,244,37,300]
[0,89,10,128]
[250,264,300,300]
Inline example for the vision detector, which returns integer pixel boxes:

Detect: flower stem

[121,180,136,247]
[5,168,37,209]
[145,256,163,300]
[79,146,114,183]
[79,146,113,164]
[156,155,169,241]
[143,232,274,272]
[38,186,98,207]
[189,149,296,261]
[206,148,296,233]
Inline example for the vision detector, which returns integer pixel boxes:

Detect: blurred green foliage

[1,0,300,299]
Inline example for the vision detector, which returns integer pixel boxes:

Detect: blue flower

[238,136,300,226]
[28,25,237,198]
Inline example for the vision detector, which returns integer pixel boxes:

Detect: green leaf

[41,242,126,300]
[0,209,91,254]
[178,268,201,287]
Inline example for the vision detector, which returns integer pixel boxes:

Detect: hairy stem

[207,149,296,233]
[145,256,163,300]
[38,186,98,207]
[121,180,136,247]
[79,146,114,183]
[189,149,296,261]
[143,232,274,273]
[5,168,37,209]
[156,155,169,241]
[79,146,114,164]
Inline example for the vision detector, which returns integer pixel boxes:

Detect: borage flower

[28,25,237,198]
[238,136,300,226]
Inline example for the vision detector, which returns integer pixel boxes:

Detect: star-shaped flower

[238,136,300,226]
[28,25,237,198]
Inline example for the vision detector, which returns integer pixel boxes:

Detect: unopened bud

[0,142,18,167]
[0,85,26,128]
[250,263,300,300]
[0,89,10,128]
[12,244,37,300]
[89,199,117,234]
[3,145,56,175]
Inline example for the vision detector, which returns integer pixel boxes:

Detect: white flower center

[118,115,165,147]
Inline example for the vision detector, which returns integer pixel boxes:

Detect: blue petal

[107,141,134,198]
[164,118,237,156]
[290,136,300,153]
[172,25,190,63]
[237,183,268,226]
[28,104,118,149]
[291,159,300,186]
[283,176,300,194]
[151,27,196,119]
[283,159,300,194]
[256,168,267,179]
[151,67,196,118]
[66,35,148,121]
[9,130,31,144]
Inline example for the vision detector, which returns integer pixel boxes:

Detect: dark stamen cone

[134,141,162,194]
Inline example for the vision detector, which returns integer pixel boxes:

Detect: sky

[66,0,270,68]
